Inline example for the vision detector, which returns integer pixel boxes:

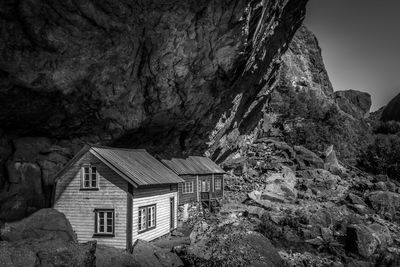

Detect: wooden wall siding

[54,152,128,249]
[178,175,197,205]
[132,190,178,243]
[197,174,224,199]
[132,184,177,199]
[212,174,224,198]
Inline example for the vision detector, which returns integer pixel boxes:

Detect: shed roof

[55,146,184,187]
[162,156,225,175]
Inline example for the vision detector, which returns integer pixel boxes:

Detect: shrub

[358,133,400,180]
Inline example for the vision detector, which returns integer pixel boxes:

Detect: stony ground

[2,138,400,266]
[167,138,400,266]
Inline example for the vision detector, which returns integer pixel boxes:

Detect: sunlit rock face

[276,26,334,98]
[208,25,372,164]
[0,0,308,220]
[208,25,333,162]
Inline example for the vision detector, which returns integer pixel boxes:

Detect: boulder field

[220,138,400,266]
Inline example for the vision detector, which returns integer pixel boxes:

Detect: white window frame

[94,209,114,235]
[82,165,99,189]
[138,204,156,233]
[215,178,222,190]
[200,179,211,192]
[182,181,194,194]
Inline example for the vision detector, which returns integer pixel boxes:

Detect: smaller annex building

[52,146,183,250]
[162,156,225,206]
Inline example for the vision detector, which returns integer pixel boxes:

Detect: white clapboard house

[52,145,183,250]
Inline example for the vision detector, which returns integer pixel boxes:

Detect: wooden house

[162,156,225,206]
[52,146,184,250]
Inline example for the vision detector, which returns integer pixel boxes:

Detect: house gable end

[53,149,136,205]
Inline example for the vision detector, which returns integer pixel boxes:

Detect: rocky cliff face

[0,0,308,221]
[207,25,335,162]
[0,0,307,155]
[209,24,372,164]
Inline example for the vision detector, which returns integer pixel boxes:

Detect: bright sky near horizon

[304,0,400,111]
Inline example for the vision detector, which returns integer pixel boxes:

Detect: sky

[304,0,400,111]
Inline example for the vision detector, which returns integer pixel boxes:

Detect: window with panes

[182,181,194,194]
[94,209,114,235]
[82,165,98,189]
[215,178,222,190]
[138,205,156,233]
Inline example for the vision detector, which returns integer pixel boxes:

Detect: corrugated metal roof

[162,158,197,175]
[90,146,184,186]
[188,156,225,174]
[162,156,225,175]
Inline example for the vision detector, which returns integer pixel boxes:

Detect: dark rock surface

[294,145,325,169]
[0,208,76,242]
[367,191,400,221]
[334,89,372,119]
[0,239,96,267]
[96,245,141,267]
[0,0,307,157]
[132,239,183,267]
[381,92,400,122]
[0,0,308,221]
[185,219,283,266]
[0,208,95,267]
[346,224,379,258]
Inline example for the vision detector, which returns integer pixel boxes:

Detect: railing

[200,192,210,200]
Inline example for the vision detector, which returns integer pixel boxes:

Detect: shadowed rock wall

[0,0,308,220]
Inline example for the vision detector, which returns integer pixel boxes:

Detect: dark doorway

[170,197,175,230]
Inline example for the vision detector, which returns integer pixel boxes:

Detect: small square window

[182,181,194,194]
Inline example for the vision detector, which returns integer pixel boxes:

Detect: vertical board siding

[213,174,224,198]
[197,174,224,199]
[178,175,197,205]
[54,152,128,249]
[132,185,178,243]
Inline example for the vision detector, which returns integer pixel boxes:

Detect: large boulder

[0,194,28,222]
[296,169,349,201]
[368,224,392,248]
[255,138,296,160]
[32,239,96,267]
[0,241,38,267]
[247,190,287,206]
[334,90,371,119]
[323,145,345,174]
[264,166,297,200]
[294,146,324,169]
[0,208,76,242]
[132,239,183,267]
[6,162,46,209]
[0,137,74,221]
[346,224,379,258]
[96,245,141,267]
[0,238,96,267]
[367,191,400,220]
[346,223,393,259]
[187,220,283,266]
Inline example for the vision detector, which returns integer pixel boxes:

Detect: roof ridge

[90,145,147,152]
